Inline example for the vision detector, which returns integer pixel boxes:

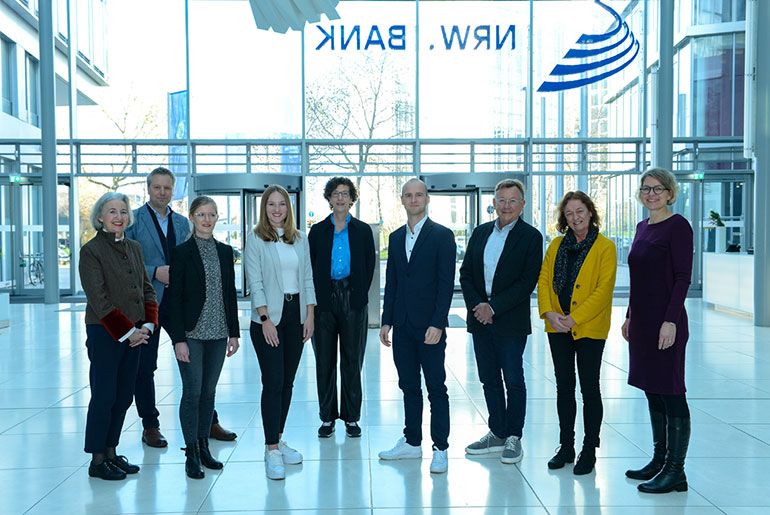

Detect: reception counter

[702,252,754,316]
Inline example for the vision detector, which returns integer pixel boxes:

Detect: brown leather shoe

[209,422,237,441]
[142,428,168,448]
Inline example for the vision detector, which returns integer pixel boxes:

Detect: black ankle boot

[573,446,596,475]
[198,437,223,470]
[626,409,667,480]
[547,444,575,469]
[638,416,690,493]
[185,444,205,479]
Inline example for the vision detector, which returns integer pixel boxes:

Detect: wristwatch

[260,314,269,322]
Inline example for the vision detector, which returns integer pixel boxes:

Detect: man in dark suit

[126,167,236,447]
[459,178,542,465]
[378,178,456,474]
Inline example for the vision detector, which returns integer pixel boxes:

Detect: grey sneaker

[501,435,523,464]
[465,431,506,455]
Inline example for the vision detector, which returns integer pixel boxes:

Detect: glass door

[426,191,478,289]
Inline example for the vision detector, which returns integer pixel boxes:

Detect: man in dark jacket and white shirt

[459,178,543,464]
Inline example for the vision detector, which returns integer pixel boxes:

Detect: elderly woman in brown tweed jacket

[79,192,158,481]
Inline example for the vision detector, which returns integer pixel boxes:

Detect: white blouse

[275,228,299,294]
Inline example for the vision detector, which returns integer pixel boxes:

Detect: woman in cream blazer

[244,185,316,480]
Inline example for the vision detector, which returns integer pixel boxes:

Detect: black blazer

[167,237,240,344]
[308,214,376,312]
[459,218,543,336]
[381,217,456,331]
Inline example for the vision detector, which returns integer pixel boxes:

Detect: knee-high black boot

[638,416,690,493]
[198,437,223,470]
[185,443,205,479]
[626,409,667,480]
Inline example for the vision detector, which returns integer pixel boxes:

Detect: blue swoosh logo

[538,0,639,92]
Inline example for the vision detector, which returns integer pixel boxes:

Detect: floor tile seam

[722,424,770,448]
[603,422,653,457]
[735,379,770,394]
[20,464,83,515]
[0,408,47,435]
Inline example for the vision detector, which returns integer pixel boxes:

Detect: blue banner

[167,90,188,200]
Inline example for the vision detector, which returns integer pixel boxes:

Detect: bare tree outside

[305,51,414,245]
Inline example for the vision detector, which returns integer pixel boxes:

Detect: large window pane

[306,1,416,141]
[692,34,737,136]
[420,1,526,138]
[77,0,186,151]
[189,0,301,139]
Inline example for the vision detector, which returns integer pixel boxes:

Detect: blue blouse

[331,214,352,280]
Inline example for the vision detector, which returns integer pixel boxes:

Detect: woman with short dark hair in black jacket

[308,177,376,439]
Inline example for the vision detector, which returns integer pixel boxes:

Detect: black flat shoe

[110,455,140,474]
[547,446,575,469]
[345,422,362,438]
[88,461,126,481]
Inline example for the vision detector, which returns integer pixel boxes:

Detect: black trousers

[392,322,450,450]
[548,332,605,448]
[134,299,168,429]
[177,338,227,445]
[312,278,368,423]
[251,297,304,445]
[84,324,141,454]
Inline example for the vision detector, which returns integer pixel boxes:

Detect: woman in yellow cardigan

[538,191,617,475]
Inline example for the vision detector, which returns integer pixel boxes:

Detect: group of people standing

[79,166,693,495]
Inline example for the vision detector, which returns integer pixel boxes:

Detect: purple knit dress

[627,214,693,395]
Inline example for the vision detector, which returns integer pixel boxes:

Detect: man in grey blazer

[126,167,236,446]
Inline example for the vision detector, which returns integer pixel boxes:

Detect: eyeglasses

[639,185,669,195]
[331,191,350,199]
[495,197,522,206]
[193,212,218,220]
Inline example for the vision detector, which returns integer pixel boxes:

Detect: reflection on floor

[1,299,769,514]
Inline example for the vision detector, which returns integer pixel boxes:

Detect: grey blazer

[125,204,191,303]
[244,230,317,325]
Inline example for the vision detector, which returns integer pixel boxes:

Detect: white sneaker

[430,448,448,474]
[265,447,285,480]
[378,437,422,460]
[278,439,303,465]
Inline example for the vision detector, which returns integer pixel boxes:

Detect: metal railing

[0,136,749,178]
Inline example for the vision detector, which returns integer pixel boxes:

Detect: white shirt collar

[408,214,428,236]
[494,218,517,233]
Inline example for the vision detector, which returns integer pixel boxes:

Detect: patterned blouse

[186,235,229,340]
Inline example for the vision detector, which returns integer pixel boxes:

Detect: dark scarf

[552,228,599,297]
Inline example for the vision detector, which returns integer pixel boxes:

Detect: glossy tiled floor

[1,299,770,514]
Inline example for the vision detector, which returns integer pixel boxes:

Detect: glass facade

[0,0,751,297]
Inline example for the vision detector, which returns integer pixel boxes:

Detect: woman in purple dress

[622,168,693,494]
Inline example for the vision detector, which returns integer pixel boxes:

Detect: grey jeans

[176,338,227,444]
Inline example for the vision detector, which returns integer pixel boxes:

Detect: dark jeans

[548,332,605,448]
[646,392,690,418]
[472,327,527,439]
[250,297,304,446]
[84,324,141,454]
[312,278,368,423]
[176,338,227,445]
[392,322,449,450]
[134,301,168,429]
